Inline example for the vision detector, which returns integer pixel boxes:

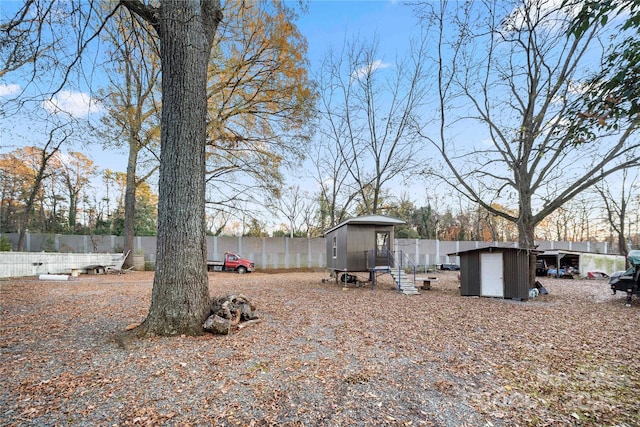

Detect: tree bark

[68,192,77,229]
[17,135,67,250]
[122,130,138,269]
[126,0,222,336]
[518,214,537,289]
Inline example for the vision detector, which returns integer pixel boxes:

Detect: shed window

[332,236,337,259]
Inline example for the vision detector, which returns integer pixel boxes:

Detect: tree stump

[203,314,231,335]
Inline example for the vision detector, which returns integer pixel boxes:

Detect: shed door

[480,252,504,297]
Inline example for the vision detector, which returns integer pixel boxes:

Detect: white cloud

[550,80,588,105]
[351,59,391,81]
[42,90,103,117]
[481,137,494,147]
[503,0,581,33]
[567,80,588,95]
[0,83,21,97]
[54,151,73,166]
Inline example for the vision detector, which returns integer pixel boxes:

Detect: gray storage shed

[449,246,535,300]
[324,215,405,272]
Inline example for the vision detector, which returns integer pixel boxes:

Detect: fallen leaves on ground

[0,271,638,426]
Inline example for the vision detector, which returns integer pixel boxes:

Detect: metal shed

[324,215,405,272]
[449,246,534,300]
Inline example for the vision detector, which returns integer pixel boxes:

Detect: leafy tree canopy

[568,0,640,135]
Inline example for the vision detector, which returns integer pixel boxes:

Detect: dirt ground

[1,270,638,426]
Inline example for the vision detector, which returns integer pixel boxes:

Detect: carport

[537,250,626,278]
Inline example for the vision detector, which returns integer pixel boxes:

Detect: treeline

[3,145,637,252]
[0,148,157,237]
[2,1,639,257]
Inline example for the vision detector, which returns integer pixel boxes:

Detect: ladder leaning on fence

[105,250,131,274]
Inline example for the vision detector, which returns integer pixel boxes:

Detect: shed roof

[323,215,406,236]
[539,249,608,256]
[448,245,541,257]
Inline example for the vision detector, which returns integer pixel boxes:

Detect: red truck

[207,252,255,274]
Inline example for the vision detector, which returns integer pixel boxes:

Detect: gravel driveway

[1,270,638,426]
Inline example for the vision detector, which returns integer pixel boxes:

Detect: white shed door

[480,252,504,297]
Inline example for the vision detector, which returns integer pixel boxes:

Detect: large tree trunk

[122,131,138,270]
[17,152,53,251]
[617,199,628,258]
[618,229,628,258]
[68,192,77,229]
[518,213,537,289]
[135,0,222,336]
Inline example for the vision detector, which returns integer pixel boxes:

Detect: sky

[1,0,421,153]
[1,0,428,202]
[299,0,421,67]
[288,0,429,200]
[3,0,631,234]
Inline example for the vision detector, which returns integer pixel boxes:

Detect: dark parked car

[440,263,460,271]
[609,249,640,306]
[536,259,548,276]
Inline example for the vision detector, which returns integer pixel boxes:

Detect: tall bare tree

[14,127,72,249]
[416,0,640,283]
[594,168,640,256]
[4,0,226,335]
[267,184,314,238]
[56,151,97,231]
[314,34,429,223]
[310,135,357,229]
[99,5,161,268]
[204,1,315,229]
[119,0,223,336]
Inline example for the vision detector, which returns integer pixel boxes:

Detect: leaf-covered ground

[1,270,638,426]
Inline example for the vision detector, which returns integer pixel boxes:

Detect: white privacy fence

[0,232,615,278]
[0,252,125,278]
